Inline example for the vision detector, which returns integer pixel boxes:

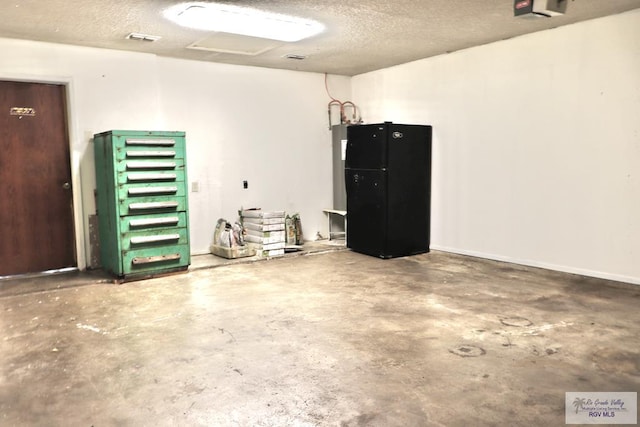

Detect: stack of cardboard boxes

[240,209,286,257]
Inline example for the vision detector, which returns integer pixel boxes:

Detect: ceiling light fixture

[163,2,324,42]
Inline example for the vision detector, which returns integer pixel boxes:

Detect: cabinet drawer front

[119,182,186,200]
[117,170,186,184]
[115,158,185,173]
[121,227,189,251]
[116,145,183,160]
[122,244,190,275]
[120,196,187,215]
[124,137,183,147]
[121,212,188,232]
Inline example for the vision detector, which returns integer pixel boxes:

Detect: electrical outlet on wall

[191,181,199,192]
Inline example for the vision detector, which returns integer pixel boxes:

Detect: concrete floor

[1,246,639,426]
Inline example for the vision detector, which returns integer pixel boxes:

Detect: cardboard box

[243,221,285,232]
[258,248,285,258]
[242,216,285,225]
[245,230,286,244]
[240,209,285,219]
[247,242,285,258]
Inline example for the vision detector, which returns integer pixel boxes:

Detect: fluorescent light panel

[164,2,324,42]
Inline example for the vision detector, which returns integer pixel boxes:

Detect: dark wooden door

[0,81,76,276]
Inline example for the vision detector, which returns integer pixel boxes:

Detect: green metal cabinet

[94,130,190,279]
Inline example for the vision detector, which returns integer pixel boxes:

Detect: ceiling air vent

[284,54,307,60]
[187,33,281,56]
[126,33,161,42]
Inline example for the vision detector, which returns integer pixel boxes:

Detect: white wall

[0,38,351,265]
[352,10,640,285]
[155,58,349,253]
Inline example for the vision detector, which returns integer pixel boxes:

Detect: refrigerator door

[346,124,388,170]
[386,124,432,256]
[345,168,387,257]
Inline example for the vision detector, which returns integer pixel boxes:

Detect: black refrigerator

[345,122,432,258]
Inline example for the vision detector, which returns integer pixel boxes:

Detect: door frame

[1,72,87,271]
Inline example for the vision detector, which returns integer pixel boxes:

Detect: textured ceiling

[1,0,639,76]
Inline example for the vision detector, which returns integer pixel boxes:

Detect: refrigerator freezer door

[345,168,387,257]
[346,124,388,170]
[386,124,431,176]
